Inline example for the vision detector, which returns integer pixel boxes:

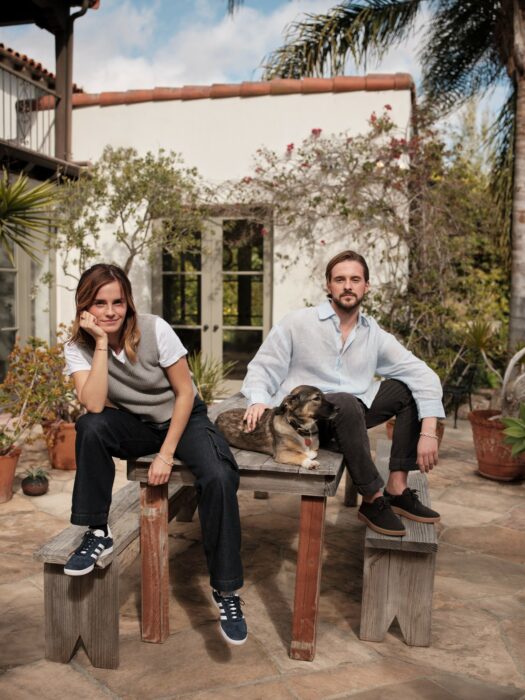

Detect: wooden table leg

[140,483,169,643]
[290,495,326,661]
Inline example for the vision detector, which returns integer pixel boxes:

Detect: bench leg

[290,495,326,661]
[360,548,436,646]
[44,562,119,669]
[343,472,358,507]
[140,483,169,643]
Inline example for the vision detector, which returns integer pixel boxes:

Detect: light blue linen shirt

[241,300,445,420]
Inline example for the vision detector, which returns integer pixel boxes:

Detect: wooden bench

[359,439,438,646]
[127,394,346,662]
[34,480,197,669]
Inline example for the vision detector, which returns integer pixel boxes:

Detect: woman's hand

[147,454,173,486]
[417,435,439,473]
[243,403,270,432]
[79,311,108,341]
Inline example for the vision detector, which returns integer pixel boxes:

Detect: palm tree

[0,171,57,263]
[264,1,525,347]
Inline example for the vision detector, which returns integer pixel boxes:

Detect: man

[241,250,443,536]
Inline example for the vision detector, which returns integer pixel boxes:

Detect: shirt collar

[317,300,369,327]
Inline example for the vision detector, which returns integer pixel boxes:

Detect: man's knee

[326,392,365,419]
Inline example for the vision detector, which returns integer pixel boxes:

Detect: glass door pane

[222,220,264,380]
[161,237,202,355]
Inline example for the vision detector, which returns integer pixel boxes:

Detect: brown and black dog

[215,385,338,469]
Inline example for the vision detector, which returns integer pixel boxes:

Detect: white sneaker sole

[64,545,114,576]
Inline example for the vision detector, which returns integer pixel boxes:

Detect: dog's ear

[275,394,297,415]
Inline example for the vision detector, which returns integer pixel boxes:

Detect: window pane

[223,274,263,327]
[0,272,16,328]
[162,275,201,325]
[162,234,201,272]
[0,330,16,382]
[223,329,263,380]
[174,328,201,356]
[223,220,263,272]
[0,244,14,268]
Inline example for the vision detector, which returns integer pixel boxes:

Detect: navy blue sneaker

[64,527,113,576]
[212,590,248,645]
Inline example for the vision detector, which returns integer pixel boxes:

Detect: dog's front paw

[301,457,320,469]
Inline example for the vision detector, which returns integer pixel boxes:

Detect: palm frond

[421,0,508,111]
[263,0,424,79]
[0,171,58,264]
[487,89,515,268]
[228,0,243,14]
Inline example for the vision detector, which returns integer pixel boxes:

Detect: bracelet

[420,432,438,440]
[156,453,175,467]
[95,347,108,351]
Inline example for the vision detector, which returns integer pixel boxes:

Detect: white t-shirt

[64,316,187,375]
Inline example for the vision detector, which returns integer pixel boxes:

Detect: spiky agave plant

[0,170,58,263]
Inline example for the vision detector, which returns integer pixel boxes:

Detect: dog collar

[286,417,319,438]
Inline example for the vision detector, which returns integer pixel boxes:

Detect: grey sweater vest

[78,314,190,423]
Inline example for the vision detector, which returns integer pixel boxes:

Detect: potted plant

[468,346,525,481]
[188,352,237,405]
[1,330,83,470]
[0,352,46,502]
[21,466,50,496]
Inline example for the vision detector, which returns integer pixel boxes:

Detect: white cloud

[0,0,422,92]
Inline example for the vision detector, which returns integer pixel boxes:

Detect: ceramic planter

[21,474,49,496]
[0,448,22,503]
[43,421,76,470]
[468,409,525,481]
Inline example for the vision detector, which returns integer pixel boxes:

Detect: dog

[215,385,338,469]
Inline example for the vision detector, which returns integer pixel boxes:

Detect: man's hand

[243,403,270,432]
[417,435,439,473]
[147,454,173,485]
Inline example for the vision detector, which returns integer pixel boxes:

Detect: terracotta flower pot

[385,418,445,446]
[0,448,22,503]
[43,421,76,470]
[468,409,525,481]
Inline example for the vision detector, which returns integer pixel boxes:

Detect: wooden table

[127,398,345,661]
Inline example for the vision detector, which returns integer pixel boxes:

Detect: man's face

[326,260,369,312]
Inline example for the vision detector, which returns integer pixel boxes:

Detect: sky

[1,0,425,92]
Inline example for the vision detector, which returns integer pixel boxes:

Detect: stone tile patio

[0,419,524,699]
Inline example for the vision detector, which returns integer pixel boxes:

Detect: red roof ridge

[69,74,414,109]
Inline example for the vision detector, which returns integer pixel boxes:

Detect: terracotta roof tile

[0,43,83,93]
[68,74,414,109]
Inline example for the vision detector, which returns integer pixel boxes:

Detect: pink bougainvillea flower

[286,143,295,153]
[319,239,326,245]
[311,128,322,137]
[243,176,253,184]
[370,112,377,123]
[261,227,268,236]
[384,104,392,111]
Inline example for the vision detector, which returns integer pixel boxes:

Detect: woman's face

[86,280,128,337]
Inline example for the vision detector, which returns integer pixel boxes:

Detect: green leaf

[510,440,525,457]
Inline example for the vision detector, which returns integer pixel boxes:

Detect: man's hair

[325,250,369,282]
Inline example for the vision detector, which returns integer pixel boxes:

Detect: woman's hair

[325,250,370,283]
[70,263,141,362]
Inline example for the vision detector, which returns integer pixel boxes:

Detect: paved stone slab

[430,671,525,700]
[440,525,525,564]
[0,511,65,558]
[185,680,296,699]
[0,580,44,668]
[77,623,279,698]
[0,659,111,699]
[345,677,462,699]
[284,658,427,699]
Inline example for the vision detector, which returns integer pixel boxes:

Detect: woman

[63,263,247,646]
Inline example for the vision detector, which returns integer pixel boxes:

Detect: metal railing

[0,63,56,158]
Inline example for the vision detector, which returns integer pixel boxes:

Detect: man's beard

[330,292,363,312]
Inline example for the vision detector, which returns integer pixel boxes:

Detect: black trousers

[321,379,421,497]
[71,396,243,592]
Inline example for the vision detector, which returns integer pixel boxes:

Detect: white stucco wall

[63,87,412,326]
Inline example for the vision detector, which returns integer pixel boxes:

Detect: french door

[159,217,271,392]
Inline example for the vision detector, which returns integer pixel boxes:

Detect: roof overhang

[0,1,99,34]
[0,139,83,179]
